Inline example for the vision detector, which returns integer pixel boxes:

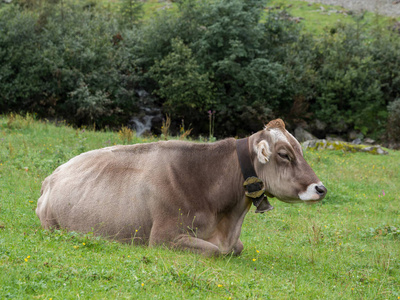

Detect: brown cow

[36,119,326,256]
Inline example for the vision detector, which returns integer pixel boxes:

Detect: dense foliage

[1,0,400,140]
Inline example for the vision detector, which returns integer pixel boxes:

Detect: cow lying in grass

[36,119,327,256]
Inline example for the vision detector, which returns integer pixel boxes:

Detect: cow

[36,119,327,256]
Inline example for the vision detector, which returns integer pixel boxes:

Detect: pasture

[0,114,399,299]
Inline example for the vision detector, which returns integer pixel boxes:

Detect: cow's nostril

[315,185,327,196]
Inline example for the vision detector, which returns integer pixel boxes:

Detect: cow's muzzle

[298,182,327,201]
[315,185,327,198]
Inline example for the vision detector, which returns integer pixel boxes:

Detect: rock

[377,147,388,155]
[308,119,327,139]
[348,130,360,140]
[352,138,362,145]
[302,140,318,149]
[302,139,389,155]
[387,142,400,150]
[289,16,304,23]
[326,135,345,141]
[314,119,327,131]
[294,127,317,142]
[361,146,373,152]
[364,138,375,144]
[360,146,389,155]
[331,119,348,133]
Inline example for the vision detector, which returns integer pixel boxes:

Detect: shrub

[2,0,400,141]
[149,38,214,125]
[0,2,142,126]
[387,99,400,144]
[137,0,298,136]
[0,6,45,111]
[309,22,387,136]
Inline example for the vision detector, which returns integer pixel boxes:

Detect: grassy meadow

[266,0,400,34]
[142,0,400,34]
[102,0,400,35]
[0,114,399,299]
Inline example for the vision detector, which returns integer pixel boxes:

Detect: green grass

[136,0,400,35]
[266,0,400,34]
[88,0,400,36]
[1,114,399,299]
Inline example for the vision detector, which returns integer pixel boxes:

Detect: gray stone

[314,119,327,131]
[326,135,345,141]
[376,147,388,155]
[301,139,317,150]
[348,130,359,140]
[352,138,362,145]
[361,146,373,152]
[301,139,389,155]
[294,127,317,143]
[364,138,375,145]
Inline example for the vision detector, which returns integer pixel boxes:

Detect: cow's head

[250,119,327,203]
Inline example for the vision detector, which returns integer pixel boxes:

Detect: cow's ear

[255,140,271,164]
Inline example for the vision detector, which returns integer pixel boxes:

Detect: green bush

[0,6,45,111]
[1,0,400,141]
[136,0,297,135]
[387,99,400,144]
[0,2,140,126]
[149,38,214,125]
[311,23,386,136]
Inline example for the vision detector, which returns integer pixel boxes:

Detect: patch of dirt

[302,0,400,17]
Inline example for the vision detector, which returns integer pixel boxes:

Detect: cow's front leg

[149,224,221,257]
[172,234,221,257]
[232,239,244,256]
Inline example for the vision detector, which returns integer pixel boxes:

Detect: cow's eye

[278,152,291,161]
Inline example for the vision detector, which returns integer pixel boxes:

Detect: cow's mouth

[276,197,304,204]
[304,199,322,204]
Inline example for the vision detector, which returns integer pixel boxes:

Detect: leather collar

[236,138,274,213]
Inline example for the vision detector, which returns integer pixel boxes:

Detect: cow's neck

[236,138,274,213]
